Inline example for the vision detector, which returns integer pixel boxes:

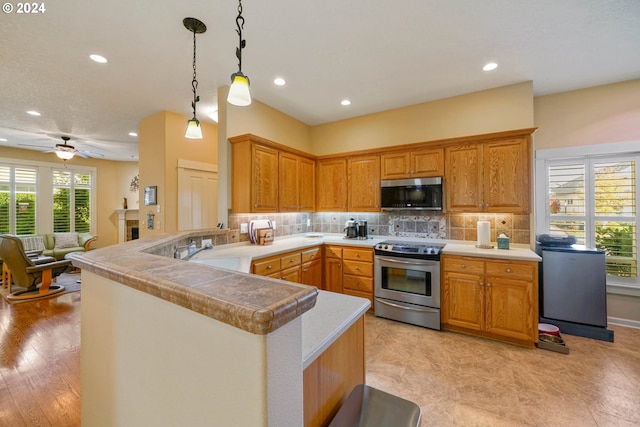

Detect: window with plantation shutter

[543,156,638,286]
[0,164,37,235]
[53,169,92,233]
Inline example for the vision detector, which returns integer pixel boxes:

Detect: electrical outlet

[306,219,311,227]
[157,205,161,213]
[272,221,276,230]
[202,238,212,247]
[240,223,248,233]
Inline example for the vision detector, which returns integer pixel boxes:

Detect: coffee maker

[344,218,368,239]
[344,218,358,239]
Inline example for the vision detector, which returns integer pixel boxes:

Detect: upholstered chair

[0,234,71,301]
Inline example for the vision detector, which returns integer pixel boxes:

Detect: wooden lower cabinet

[325,245,374,310]
[303,316,365,427]
[252,246,324,288]
[441,254,538,347]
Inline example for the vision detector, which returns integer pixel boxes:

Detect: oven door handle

[375,256,437,266]
[375,298,440,313]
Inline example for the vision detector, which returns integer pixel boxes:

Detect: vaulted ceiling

[1,0,639,161]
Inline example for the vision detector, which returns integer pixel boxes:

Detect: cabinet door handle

[290,259,295,263]
[478,203,483,208]
[487,282,492,287]
[302,269,308,272]
[355,253,360,257]
[506,268,512,273]
[480,281,484,286]
[460,264,466,268]
[266,265,272,270]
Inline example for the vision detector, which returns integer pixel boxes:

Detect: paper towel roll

[477,221,491,247]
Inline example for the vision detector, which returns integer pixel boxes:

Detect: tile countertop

[70,231,319,336]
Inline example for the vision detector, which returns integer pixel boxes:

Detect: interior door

[178,165,218,231]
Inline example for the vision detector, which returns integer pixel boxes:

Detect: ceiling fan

[19,136,104,160]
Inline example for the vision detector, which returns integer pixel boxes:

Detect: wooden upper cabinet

[445,136,529,213]
[231,139,279,213]
[348,155,380,212]
[381,148,444,180]
[299,157,316,211]
[483,138,528,213]
[279,152,299,211]
[231,135,315,213]
[317,158,347,212]
[279,152,316,212]
[445,144,483,212]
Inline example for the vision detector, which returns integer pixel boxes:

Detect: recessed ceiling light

[0,138,7,142]
[274,78,286,86]
[90,54,108,63]
[483,62,498,71]
[341,99,351,106]
[129,132,138,137]
[27,110,41,116]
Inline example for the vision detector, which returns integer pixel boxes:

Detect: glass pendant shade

[227,73,252,106]
[185,118,203,139]
[55,150,75,160]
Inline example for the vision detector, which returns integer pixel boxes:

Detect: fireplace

[115,209,139,243]
[127,220,139,241]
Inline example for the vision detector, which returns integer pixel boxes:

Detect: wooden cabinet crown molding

[230,128,537,162]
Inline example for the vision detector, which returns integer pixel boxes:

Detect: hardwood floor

[0,291,81,427]
[1,287,639,426]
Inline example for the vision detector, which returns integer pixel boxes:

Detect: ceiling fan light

[227,73,252,106]
[185,118,203,139]
[55,150,75,160]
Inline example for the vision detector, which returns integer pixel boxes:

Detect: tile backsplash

[229,211,531,244]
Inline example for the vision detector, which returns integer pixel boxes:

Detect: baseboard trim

[608,316,640,330]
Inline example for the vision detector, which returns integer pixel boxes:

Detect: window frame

[535,141,640,297]
[0,164,39,235]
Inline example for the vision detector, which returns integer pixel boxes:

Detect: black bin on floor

[328,384,421,427]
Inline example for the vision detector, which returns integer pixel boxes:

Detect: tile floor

[365,314,640,427]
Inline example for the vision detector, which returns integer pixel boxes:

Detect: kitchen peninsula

[71,230,370,427]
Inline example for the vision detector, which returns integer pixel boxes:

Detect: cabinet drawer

[325,246,343,259]
[281,252,302,268]
[301,247,321,263]
[343,275,373,293]
[485,261,535,280]
[253,257,282,276]
[343,248,373,262]
[442,257,485,275]
[343,260,373,277]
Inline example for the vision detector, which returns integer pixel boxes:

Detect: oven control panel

[374,241,445,260]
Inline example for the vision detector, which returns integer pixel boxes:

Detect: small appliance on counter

[343,218,369,239]
[536,234,614,342]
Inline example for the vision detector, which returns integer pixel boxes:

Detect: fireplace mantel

[115,209,139,243]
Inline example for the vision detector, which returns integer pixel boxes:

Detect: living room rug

[0,272,81,304]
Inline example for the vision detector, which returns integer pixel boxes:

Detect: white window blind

[53,170,92,233]
[0,164,37,235]
[545,157,638,284]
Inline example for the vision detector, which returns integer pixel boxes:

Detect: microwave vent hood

[381,177,444,211]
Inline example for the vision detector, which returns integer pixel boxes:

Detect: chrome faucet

[174,240,196,259]
[183,242,213,260]
[174,241,214,260]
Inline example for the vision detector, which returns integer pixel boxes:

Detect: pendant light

[227,0,251,106]
[183,17,207,139]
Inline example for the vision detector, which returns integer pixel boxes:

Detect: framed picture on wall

[144,186,157,205]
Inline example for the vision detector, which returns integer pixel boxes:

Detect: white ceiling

[1,0,639,161]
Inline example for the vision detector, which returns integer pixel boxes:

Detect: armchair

[0,234,71,301]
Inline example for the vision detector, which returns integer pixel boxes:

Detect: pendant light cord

[191,29,199,118]
[235,0,245,73]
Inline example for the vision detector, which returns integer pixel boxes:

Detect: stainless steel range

[374,240,445,330]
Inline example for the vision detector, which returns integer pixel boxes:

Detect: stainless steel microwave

[380,177,443,210]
